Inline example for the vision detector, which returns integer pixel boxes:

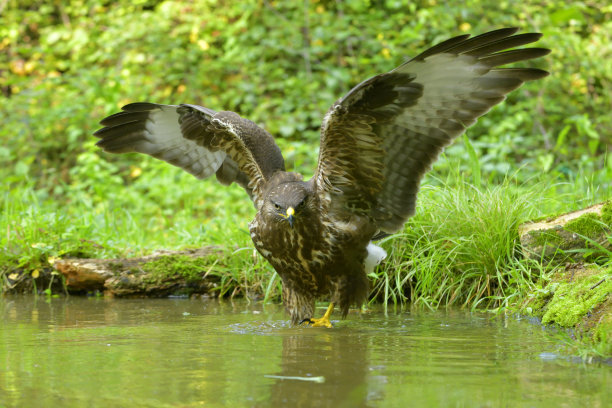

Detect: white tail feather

[365,242,387,274]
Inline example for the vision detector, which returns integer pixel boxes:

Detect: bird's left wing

[94,103,285,208]
[313,28,549,233]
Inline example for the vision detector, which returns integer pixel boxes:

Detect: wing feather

[94,103,285,207]
[314,28,549,233]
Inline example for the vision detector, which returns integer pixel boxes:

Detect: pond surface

[0,296,609,407]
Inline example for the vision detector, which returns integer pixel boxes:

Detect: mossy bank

[517,264,611,360]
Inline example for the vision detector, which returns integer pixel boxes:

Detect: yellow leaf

[9,59,26,76]
[459,22,471,32]
[189,25,199,43]
[0,37,10,51]
[31,269,40,279]
[197,39,210,51]
[24,60,35,74]
[118,98,131,108]
[8,273,19,280]
[48,256,58,264]
[130,166,142,178]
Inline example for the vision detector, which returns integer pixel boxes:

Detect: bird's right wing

[94,103,285,208]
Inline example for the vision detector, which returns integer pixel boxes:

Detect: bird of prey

[95,28,549,327]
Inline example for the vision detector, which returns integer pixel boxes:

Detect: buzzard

[95,28,549,327]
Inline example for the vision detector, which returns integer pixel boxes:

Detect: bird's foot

[300,303,334,328]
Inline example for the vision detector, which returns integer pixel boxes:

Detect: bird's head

[264,182,312,228]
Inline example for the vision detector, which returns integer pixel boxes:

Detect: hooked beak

[285,207,295,228]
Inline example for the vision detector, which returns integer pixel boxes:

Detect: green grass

[2,158,608,301]
[0,156,272,297]
[370,175,543,310]
[3,151,611,358]
[2,134,610,307]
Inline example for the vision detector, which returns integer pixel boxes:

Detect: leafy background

[1,0,611,287]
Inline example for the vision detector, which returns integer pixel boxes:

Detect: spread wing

[314,27,549,233]
[94,103,285,208]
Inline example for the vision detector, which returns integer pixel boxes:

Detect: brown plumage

[94,28,549,325]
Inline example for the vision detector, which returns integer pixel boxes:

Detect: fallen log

[518,201,611,262]
[53,247,224,297]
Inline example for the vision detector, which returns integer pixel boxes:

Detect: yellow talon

[302,303,334,328]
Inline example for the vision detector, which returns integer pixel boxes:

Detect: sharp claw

[299,318,314,325]
[303,316,333,328]
[299,318,333,328]
[298,303,335,328]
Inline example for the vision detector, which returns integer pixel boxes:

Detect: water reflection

[0,296,610,408]
[265,328,372,408]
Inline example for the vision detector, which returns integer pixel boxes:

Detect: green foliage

[1,0,611,191]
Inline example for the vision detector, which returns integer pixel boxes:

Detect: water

[0,296,609,407]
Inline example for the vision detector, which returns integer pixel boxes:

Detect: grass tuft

[371,175,545,310]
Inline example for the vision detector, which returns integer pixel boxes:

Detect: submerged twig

[264,374,325,383]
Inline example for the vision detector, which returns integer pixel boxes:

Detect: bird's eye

[273,203,281,210]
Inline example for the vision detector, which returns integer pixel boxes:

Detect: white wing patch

[140,106,226,179]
